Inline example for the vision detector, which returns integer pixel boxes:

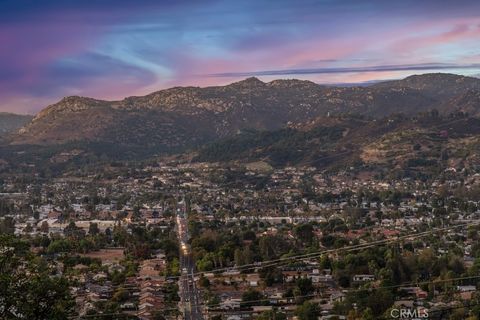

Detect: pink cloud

[390,23,480,54]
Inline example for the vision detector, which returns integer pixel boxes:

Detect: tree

[260,266,283,286]
[362,308,375,320]
[365,289,394,316]
[234,248,244,266]
[243,246,253,264]
[259,235,289,260]
[88,222,100,235]
[347,309,362,320]
[47,239,72,254]
[295,301,320,320]
[257,310,287,320]
[0,217,15,234]
[449,308,467,320]
[64,221,85,239]
[319,254,332,269]
[0,235,74,319]
[196,254,214,271]
[295,278,314,297]
[295,223,315,244]
[198,275,210,288]
[23,223,33,233]
[111,288,129,302]
[152,311,166,320]
[40,221,49,233]
[113,225,129,246]
[321,234,337,247]
[241,289,263,307]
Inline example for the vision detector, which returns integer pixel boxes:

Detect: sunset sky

[1,0,480,114]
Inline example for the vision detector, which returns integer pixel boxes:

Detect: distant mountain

[373,73,480,99]
[0,113,33,135]
[10,73,480,155]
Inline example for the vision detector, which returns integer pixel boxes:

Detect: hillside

[194,113,480,177]
[10,73,480,153]
[0,113,33,135]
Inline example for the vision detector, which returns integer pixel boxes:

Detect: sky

[1,0,480,114]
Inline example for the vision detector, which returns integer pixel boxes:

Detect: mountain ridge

[10,73,480,154]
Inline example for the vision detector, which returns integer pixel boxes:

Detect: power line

[71,221,478,283]
[187,221,478,277]
[69,222,480,318]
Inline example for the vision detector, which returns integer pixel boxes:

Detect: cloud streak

[206,63,480,78]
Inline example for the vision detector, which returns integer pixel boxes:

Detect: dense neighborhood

[2,160,480,319]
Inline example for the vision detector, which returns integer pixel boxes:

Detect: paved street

[176,202,204,320]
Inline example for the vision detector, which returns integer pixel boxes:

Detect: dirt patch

[81,248,125,263]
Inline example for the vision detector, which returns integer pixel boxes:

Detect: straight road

[176,202,204,320]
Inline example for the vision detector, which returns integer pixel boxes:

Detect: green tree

[234,248,244,266]
[199,275,210,288]
[88,222,100,235]
[241,289,263,307]
[47,239,72,254]
[365,289,394,316]
[152,311,166,320]
[295,301,320,320]
[0,235,74,319]
[257,309,287,320]
[296,278,314,295]
[295,223,315,244]
[362,307,375,320]
[0,217,15,234]
[64,221,85,239]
